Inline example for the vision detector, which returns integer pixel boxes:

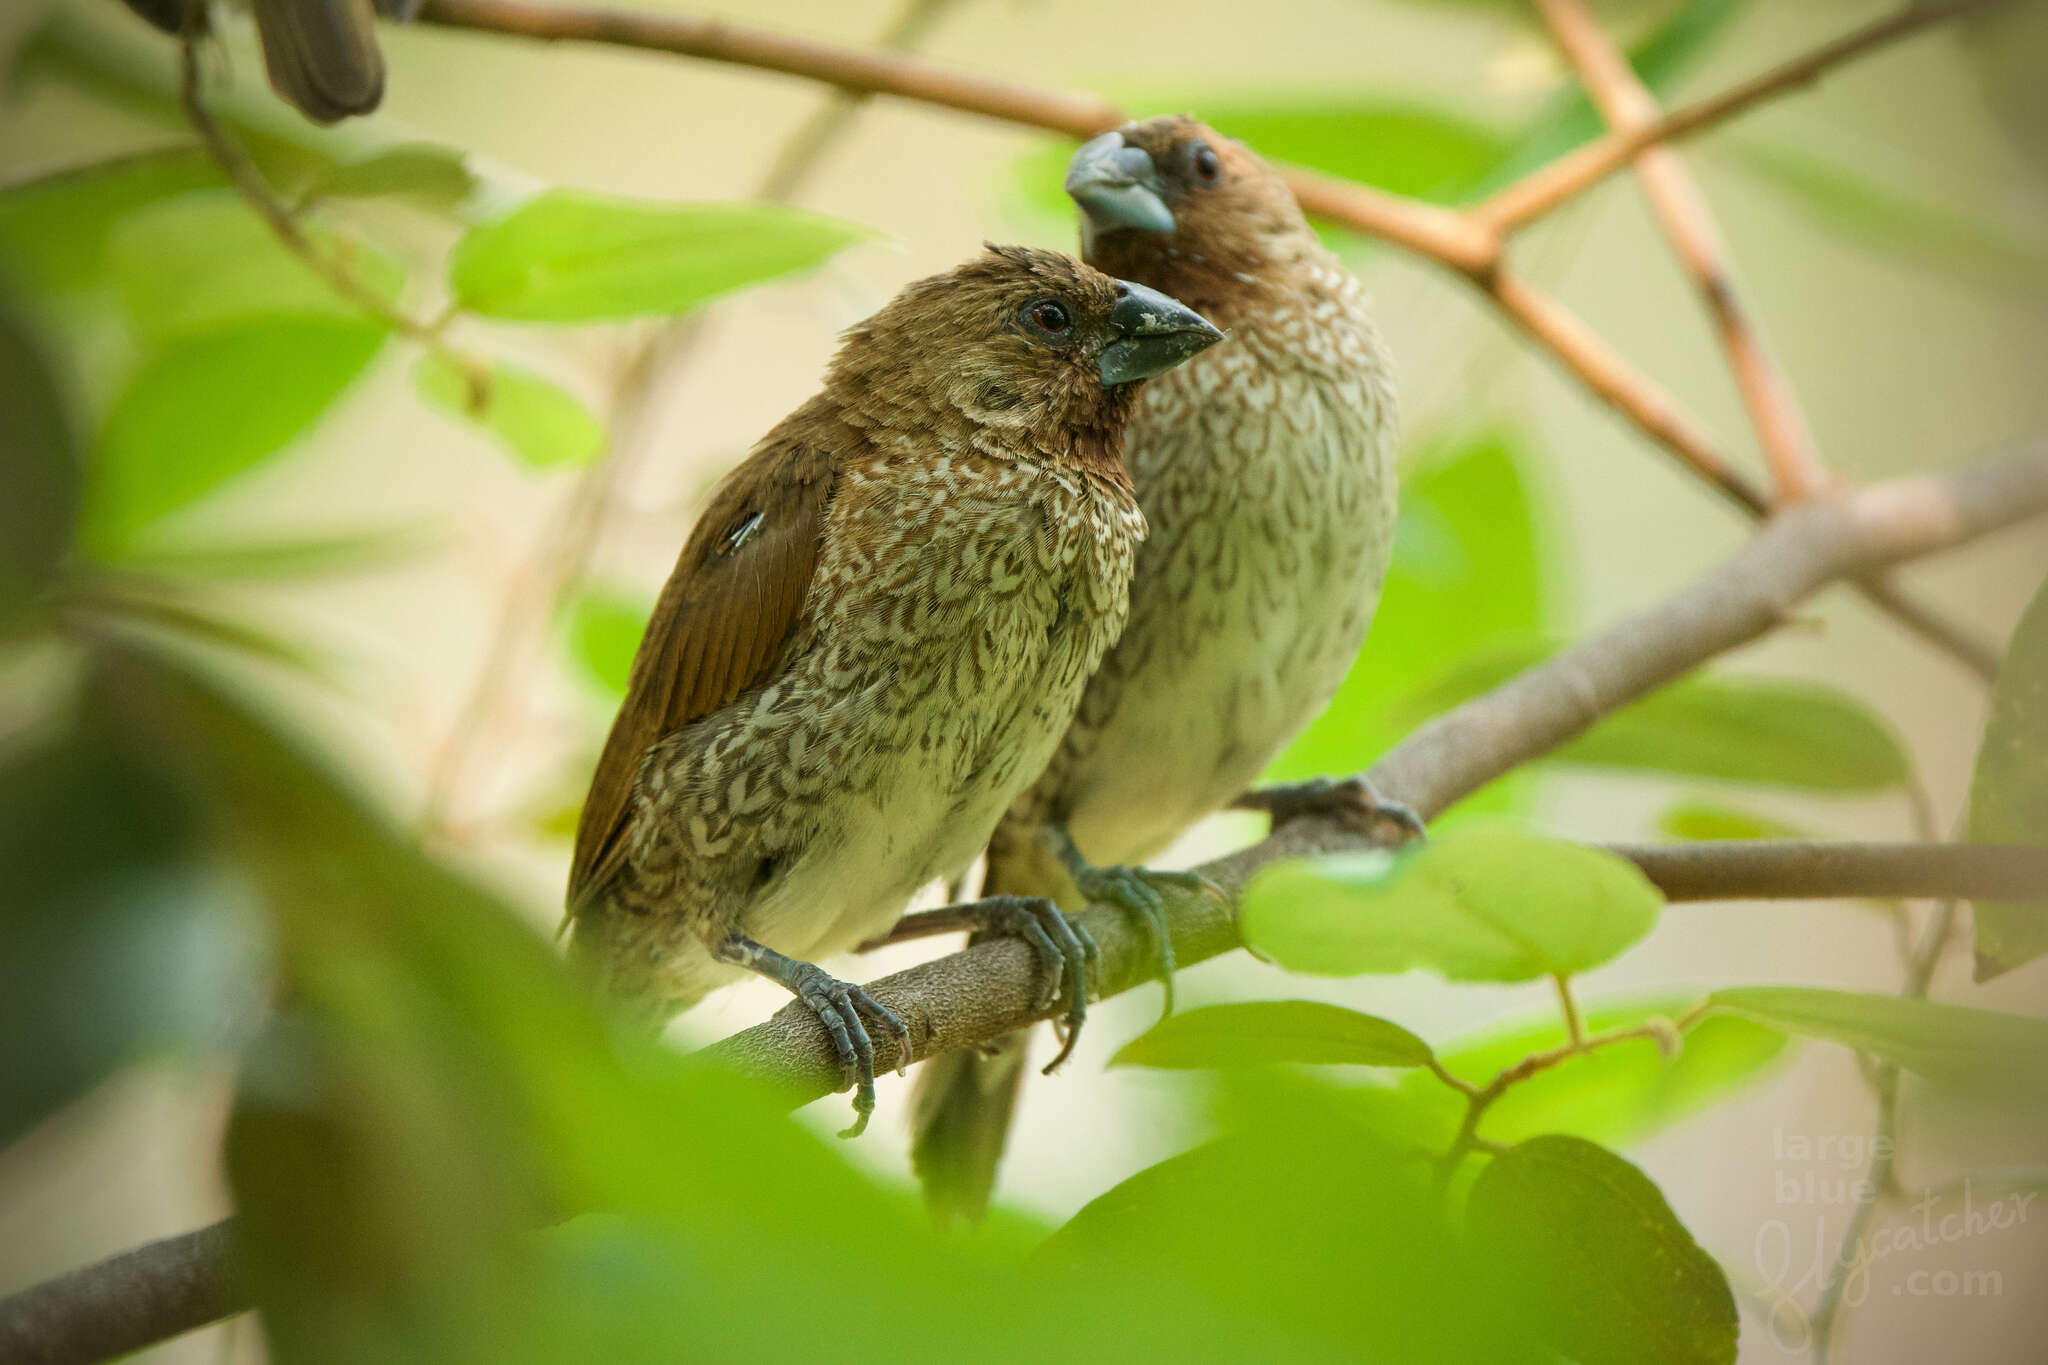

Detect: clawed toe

[1241,775,1425,842]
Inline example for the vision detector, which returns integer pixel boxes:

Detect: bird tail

[909,1033,1030,1225]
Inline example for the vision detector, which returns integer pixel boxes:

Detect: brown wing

[566,438,838,911]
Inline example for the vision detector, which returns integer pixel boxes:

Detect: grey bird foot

[1236,775,1426,844]
[715,934,909,1138]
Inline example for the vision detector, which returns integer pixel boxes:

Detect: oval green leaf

[415,351,606,471]
[85,318,386,551]
[1466,1135,1737,1365]
[1111,1001,1433,1071]
[1241,824,1663,982]
[1968,574,2048,979]
[448,192,874,322]
[1709,986,2048,1096]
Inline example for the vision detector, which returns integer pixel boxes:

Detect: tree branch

[1533,0,1827,502]
[1477,0,2017,233]
[1615,841,2048,904]
[9,443,2045,1364]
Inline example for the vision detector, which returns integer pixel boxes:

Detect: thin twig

[1612,841,2048,905]
[1534,0,1827,502]
[1478,0,2018,232]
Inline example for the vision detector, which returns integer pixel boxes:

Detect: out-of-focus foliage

[1242,823,1663,980]
[414,353,605,472]
[0,304,79,627]
[1708,986,2048,1097]
[1111,1000,1435,1070]
[1466,1135,1738,1365]
[565,588,650,700]
[1656,797,1806,842]
[1967,572,2048,979]
[1399,641,1910,791]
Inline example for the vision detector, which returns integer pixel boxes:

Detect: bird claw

[953,895,1097,1075]
[1238,775,1425,843]
[1069,863,1217,1026]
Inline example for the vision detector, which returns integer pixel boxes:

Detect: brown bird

[909,118,1407,1215]
[565,245,1221,1134]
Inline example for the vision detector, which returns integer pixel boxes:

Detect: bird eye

[1189,141,1222,184]
[1022,298,1072,335]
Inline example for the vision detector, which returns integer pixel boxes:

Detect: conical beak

[1099,281,1223,386]
[1066,131,1176,242]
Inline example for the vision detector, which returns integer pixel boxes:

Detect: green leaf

[0,713,259,1147]
[1466,1135,1737,1365]
[309,143,479,208]
[0,149,223,297]
[109,525,434,581]
[564,589,649,699]
[1269,434,1552,795]
[1709,986,2048,1096]
[0,304,80,624]
[85,318,386,551]
[448,191,873,322]
[1241,822,1663,981]
[1969,574,2048,978]
[1112,1001,1433,1070]
[1412,996,1789,1150]
[1656,798,1805,842]
[109,190,404,343]
[415,351,606,471]
[1725,140,2048,295]
[1401,642,1909,792]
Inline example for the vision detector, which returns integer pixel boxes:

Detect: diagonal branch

[8,443,2045,1365]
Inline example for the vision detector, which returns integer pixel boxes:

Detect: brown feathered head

[1065,116,1313,319]
[827,244,1220,475]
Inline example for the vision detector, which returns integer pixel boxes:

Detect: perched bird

[566,245,1221,1134]
[909,118,1406,1217]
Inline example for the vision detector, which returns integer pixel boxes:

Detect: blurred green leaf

[1656,798,1805,842]
[0,304,80,624]
[109,190,404,343]
[1269,435,1552,794]
[1413,995,1789,1150]
[1112,1001,1433,1070]
[1402,642,1909,791]
[310,144,479,207]
[564,589,649,699]
[110,525,433,581]
[0,713,258,1147]
[79,584,339,683]
[1969,574,2048,979]
[1709,986,2048,1097]
[1466,1135,1737,1365]
[1242,822,1662,981]
[1725,140,2048,294]
[448,192,873,322]
[415,351,606,472]
[85,317,386,552]
[0,149,223,298]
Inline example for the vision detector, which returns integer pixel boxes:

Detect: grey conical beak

[1099,281,1223,386]
[1066,132,1176,242]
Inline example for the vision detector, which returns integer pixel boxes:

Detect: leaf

[415,351,606,471]
[1401,642,1909,792]
[310,144,479,208]
[84,317,386,551]
[1466,1135,1737,1365]
[0,149,223,297]
[448,191,874,322]
[1725,139,2048,295]
[564,589,649,699]
[108,190,404,343]
[1969,574,2048,978]
[1111,1001,1433,1070]
[1241,822,1663,981]
[1709,986,2048,1096]
[0,304,80,624]
[1412,995,1789,1149]
[110,525,434,581]
[1656,798,1805,842]
[0,713,260,1147]
[1269,434,1552,793]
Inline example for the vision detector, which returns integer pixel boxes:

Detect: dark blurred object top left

[113,0,423,123]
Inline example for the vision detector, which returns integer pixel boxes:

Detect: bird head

[829,244,1221,474]
[1065,116,1312,320]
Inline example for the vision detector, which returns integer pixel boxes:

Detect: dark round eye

[1022,298,1071,334]
[1190,141,1222,183]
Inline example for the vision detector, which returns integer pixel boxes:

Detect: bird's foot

[950,895,1097,1073]
[715,935,909,1138]
[1235,775,1425,844]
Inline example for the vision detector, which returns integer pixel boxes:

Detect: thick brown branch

[1617,841,2048,904]
[0,1222,241,1365]
[1478,0,2016,232]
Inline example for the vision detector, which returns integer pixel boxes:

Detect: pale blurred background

[2,0,2045,1359]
